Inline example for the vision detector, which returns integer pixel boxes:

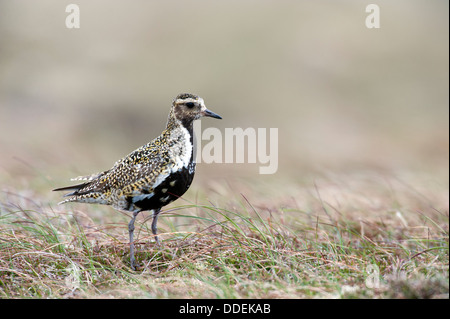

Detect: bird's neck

[166,110,194,143]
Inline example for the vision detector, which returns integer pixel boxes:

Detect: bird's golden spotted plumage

[54,93,222,269]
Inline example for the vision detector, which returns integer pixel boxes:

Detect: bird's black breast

[128,163,195,212]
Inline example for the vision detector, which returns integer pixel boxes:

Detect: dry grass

[1,172,448,298]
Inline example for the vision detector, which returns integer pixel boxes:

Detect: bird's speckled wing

[56,135,174,207]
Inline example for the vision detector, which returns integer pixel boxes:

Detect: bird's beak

[202,108,222,119]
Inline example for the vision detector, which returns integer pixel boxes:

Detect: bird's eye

[185,102,195,108]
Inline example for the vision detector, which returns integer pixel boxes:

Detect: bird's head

[172,93,222,126]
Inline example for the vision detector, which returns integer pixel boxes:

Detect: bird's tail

[53,181,91,204]
[53,181,90,196]
[53,170,110,205]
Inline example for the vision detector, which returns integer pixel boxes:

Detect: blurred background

[0,0,448,206]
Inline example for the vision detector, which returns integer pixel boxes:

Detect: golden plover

[53,93,222,269]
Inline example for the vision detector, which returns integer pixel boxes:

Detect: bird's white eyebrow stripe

[175,98,198,104]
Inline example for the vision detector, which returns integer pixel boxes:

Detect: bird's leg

[128,211,140,270]
[151,208,161,245]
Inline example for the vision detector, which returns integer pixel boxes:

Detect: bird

[53,93,222,270]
